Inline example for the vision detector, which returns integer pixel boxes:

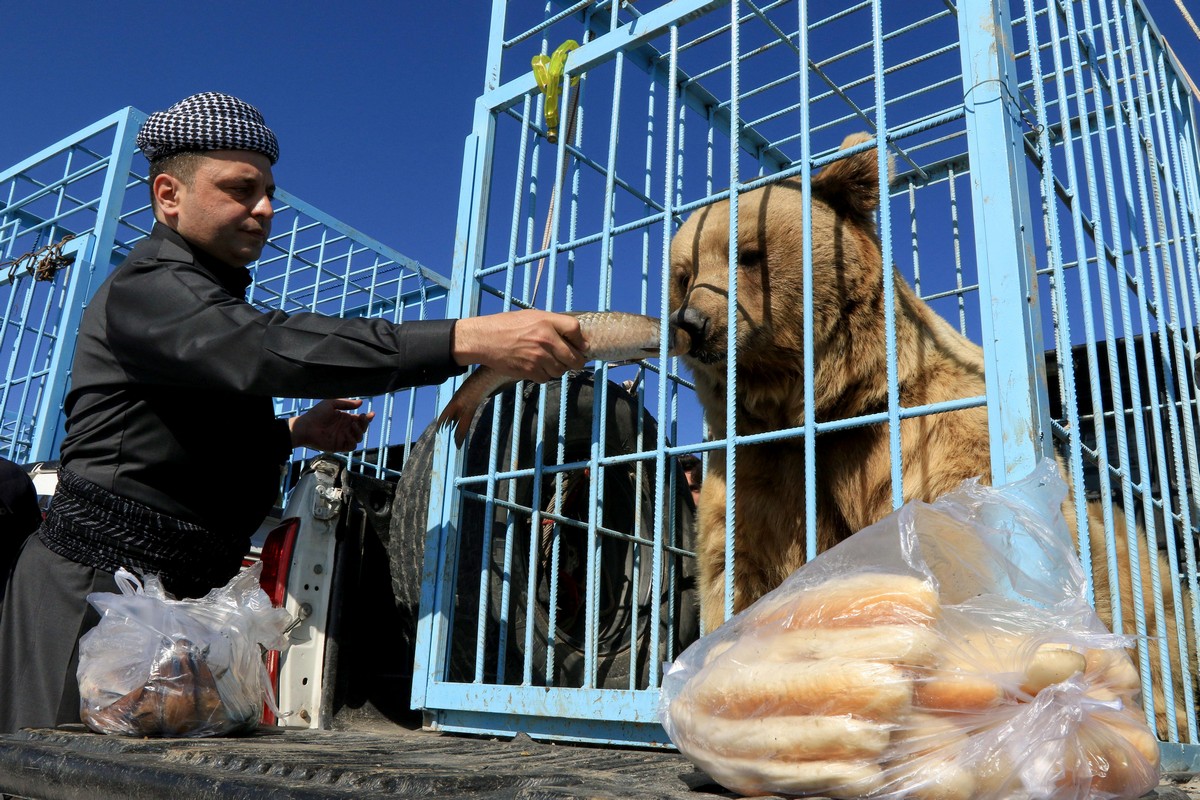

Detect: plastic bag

[660,459,1161,800]
[77,561,293,737]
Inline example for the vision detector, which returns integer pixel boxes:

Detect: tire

[387,427,440,662]
[446,370,699,689]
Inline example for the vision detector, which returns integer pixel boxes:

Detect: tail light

[258,518,300,725]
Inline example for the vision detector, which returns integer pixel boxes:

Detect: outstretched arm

[452,309,586,383]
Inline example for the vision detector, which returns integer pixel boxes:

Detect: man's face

[160,151,275,268]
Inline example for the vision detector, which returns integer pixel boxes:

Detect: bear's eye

[673,266,690,294]
[738,249,763,268]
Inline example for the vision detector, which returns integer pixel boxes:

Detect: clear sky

[2,2,494,277]
[4,1,1199,285]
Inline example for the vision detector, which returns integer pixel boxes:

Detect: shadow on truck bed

[0,724,737,799]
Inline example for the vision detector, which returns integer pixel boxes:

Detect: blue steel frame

[0,108,452,485]
[0,108,144,464]
[417,0,1200,766]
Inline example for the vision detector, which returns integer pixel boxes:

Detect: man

[0,92,586,732]
[677,453,703,509]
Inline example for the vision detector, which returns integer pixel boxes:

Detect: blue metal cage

[416,0,1200,768]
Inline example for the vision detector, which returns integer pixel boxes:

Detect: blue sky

[4,1,1199,284]
[2,3,494,276]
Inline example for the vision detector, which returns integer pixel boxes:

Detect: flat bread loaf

[884,756,976,800]
[669,702,893,761]
[913,671,1004,712]
[1084,647,1141,695]
[1021,646,1086,695]
[722,624,940,668]
[687,656,913,721]
[1066,708,1162,796]
[684,748,885,799]
[753,572,939,629]
[889,711,970,756]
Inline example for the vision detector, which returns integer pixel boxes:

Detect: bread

[698,638,735,667]
[670,573,939,795]
[921,634,1087,704]
[913,671,1004,712]
[1066,707,1162,796]
[883,712,977,800]
[722,624,940,668]
[884,756,976,800]
[974,749,1018,797]
[667,558,1162,800]
[752,572,939,629]
[687,656,913,721]
[1021,646,1086,695]
[889,711,970,756]
[1093,708,1161,769]
[683,746,885,799]
[1084,646,1141,695]
[669,702,893,761]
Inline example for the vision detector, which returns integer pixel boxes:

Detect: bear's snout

[669,306,708,356]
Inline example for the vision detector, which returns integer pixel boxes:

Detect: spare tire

[380,428,441,704]
[444,370,699,689]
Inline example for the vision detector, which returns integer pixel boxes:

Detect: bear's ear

[811,132,892,218]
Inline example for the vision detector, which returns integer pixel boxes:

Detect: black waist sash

[38,467,247,598]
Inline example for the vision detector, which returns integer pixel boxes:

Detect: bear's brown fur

[667,133,1190,739]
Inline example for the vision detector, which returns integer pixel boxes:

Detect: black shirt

[59,222,464,540]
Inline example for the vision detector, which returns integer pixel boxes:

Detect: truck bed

[0,726,1197,800]
[0,725,733,799]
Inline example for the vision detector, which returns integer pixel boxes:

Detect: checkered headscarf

[136,92,279,164]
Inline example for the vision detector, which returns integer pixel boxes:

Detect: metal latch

[311,460,343,521]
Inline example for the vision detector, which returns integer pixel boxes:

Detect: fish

[436,310,692,448]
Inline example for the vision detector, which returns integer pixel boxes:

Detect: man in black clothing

[0,92,586,732]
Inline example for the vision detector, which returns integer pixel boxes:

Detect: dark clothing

[0,222,466,732]
[39,467,241,600]
[0,458,41,536]
[60,222,463,540]
[0,457,42,593]
[0,535,119,732]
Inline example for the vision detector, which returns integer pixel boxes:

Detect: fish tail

[435,395,472,449]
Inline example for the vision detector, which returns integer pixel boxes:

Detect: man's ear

[152,173,184,222]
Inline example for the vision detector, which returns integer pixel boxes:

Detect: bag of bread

[660,459,1160,800]
[77,562,293,737]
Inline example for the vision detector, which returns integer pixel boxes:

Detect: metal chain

[2,233,76,285]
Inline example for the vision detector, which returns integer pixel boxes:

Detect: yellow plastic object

[531,40,580,143]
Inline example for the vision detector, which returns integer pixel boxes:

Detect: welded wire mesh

[421,0,1200,753]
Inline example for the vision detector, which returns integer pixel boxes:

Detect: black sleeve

[104,260,466,398]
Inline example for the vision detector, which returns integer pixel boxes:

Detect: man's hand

[289,398,375,452]
[453,310,587,383]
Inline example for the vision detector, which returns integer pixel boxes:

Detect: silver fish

[436,311,691,448]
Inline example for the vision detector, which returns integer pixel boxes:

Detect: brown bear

[667,132,1189,740]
